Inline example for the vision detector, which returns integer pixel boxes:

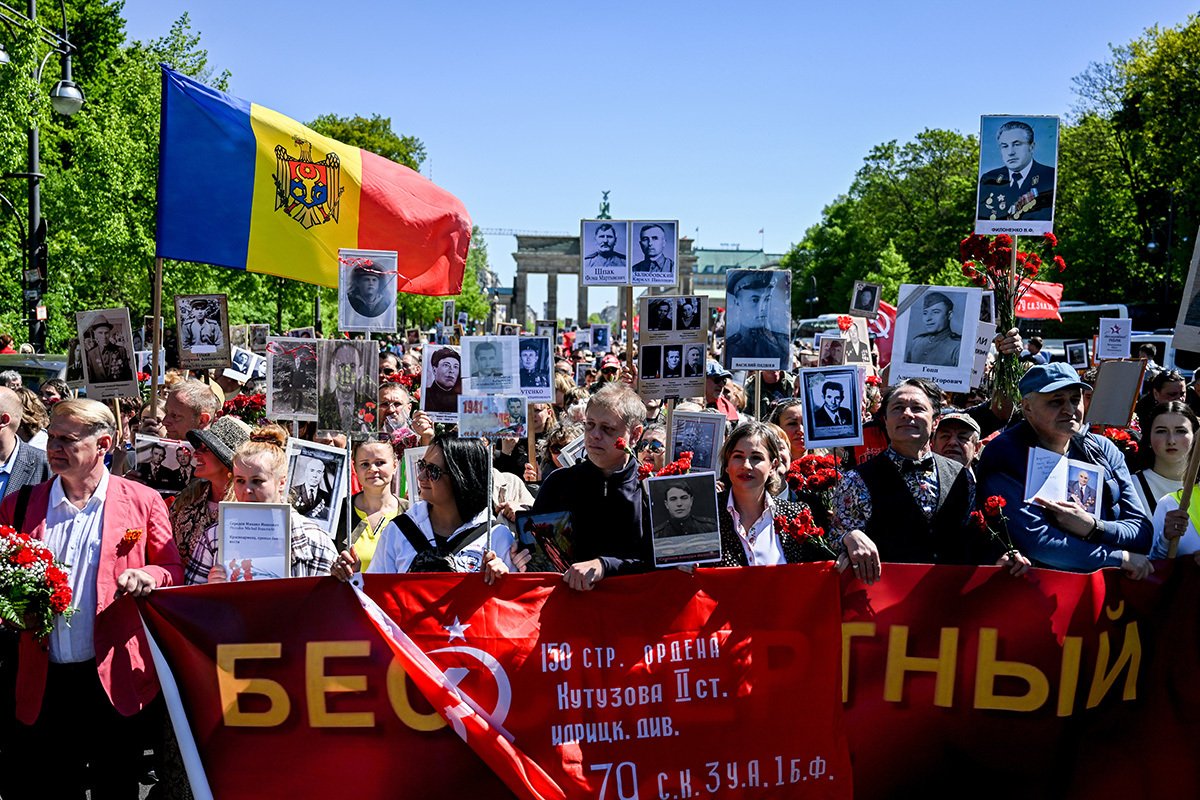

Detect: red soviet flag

[869,300,897,369]
[1016,281,1063,320]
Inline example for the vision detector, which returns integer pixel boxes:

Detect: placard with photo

[75,307,138,400]
[800,366,864,449]
[590,324,610,353]
[535,319,557,342]
[646,472,722,567]
[442,300,455,330]
[980,291,995,325]
[401,445,429,505]
[849,281,882,318]
[975,114,1060,236]
[890,284,982,393]
[516,337,553,402]
[66,337,84,387]
[571,327,592,352]
[513,509,575,573]
[217,501,292,581]
[668,411,726,474]
[638,295,709,401]
[421,343,461,426]
[134,349,166,380]
[629,220,679,287]
[724,269,792,371]
[457,311,468,327]
[458,394,527,439]
[248,324,270,354]
[338,248,398,333]
[132,435,191,495]
[581,219,630,285]
[461,336,519,395]
[316,339,379,438]
[229,324,248,350]
[286,327,315,339]
[818,336,847,366]
[174,294,230,370]
[1024,447,1104,514]
[224,345,255,382]
[1097,318,1132,361]
[1065,339,1091,370]
[284,438,349,535]
[266,337,318,421]
[574,363,591,386]
[404,328,422,346]
[842,317,872,366]
[557,433,587,468]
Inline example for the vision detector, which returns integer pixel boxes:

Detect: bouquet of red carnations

[0,526,74,640]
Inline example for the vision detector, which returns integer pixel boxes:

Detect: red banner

[141,565,851,800]
[140,562,1200,799]
[867,301,896,369]
[1015,281,1064,320]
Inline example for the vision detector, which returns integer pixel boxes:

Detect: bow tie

[901,456,935,473]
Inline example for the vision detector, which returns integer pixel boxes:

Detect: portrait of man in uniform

[907,291,962,368]
[977,118,1057,223]
[654,482,717,539]
[724,270,790,369]
[583,222,626,270]
[79,311,134,385]
[851,281,881,317]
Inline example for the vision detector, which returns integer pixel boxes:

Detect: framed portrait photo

[458,394,528,439]
[581,219,630,285]
[590,324,611,354]
[132,435,191,495]
[629,220,679,287]
[516,337,553,402]
[1065,339,1090,370]
[248,324,269,354]
[316,339,379,438]
[818,336,846,366]
[668,411,726,474]
[842,318,873,366]
[891,284,982,393]
[557,433,587,468]
[442,300,455,331]
[724,269,791,371]
[462,336,519,395]
[849,281,882,318]
[800,366,864,449]
[421,344,461,423]
[217,501,293,581]
[338,248,398,333]
[284,438,349,535]
[266,337,319,421]
[174,294,230,370]
[645,472,722,568]
[975,114,1060,236]
[535,319,557,342]
[75,307,138,400]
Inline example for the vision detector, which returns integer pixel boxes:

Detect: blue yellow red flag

[155,65,470,295]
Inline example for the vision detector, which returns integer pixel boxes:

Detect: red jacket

[0,474,183,720]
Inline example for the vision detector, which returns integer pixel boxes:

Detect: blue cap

[706,360,732,379]
[1018,362,1092,396]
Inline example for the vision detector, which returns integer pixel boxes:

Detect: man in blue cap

[976,362,1154,576]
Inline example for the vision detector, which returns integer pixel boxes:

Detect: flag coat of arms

[155,66,470,295]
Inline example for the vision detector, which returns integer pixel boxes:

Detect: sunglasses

[416,459,444,482]
[635,440,665,453]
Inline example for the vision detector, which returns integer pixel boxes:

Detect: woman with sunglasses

[635,424,667,472]
[189,425,338,584]
[333,434,520,581]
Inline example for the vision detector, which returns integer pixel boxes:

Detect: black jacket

[531,454,651,577]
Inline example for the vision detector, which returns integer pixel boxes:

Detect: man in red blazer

[0,398,182,798]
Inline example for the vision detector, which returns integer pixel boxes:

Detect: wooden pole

[1168,441,1200,558]
[526,407,537,477]
[149,257,164,417]
[625,287,635,376]
[112,398,123,444]
[664,397,676,460]
[755,371,763,421]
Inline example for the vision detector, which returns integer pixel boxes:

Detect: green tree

[861,241,911,300]
[307,113,426,172]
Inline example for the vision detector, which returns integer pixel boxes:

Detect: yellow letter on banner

[306,640,376,728]
[216,643,290,727]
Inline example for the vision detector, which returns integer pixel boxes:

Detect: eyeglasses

[416,459,444,482]
[635,440,665,454]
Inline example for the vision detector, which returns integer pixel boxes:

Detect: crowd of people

[0,312,1197,798]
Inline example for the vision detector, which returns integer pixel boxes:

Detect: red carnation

[995,234,1013,247]
[1054,255,1066,273]
[969,510,986,531]
[13,547,35,567]
[837,315,853,332]
[983,495,1007,519]
[1043,232,1058,247]
[615,438,627,450]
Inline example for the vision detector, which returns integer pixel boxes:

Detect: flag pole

[150,257,164,417]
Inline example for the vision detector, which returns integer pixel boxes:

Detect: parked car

[0,353,69,391]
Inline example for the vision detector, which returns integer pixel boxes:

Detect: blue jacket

[976,422,1152,571]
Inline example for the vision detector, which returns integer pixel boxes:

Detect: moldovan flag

[155,65,471,295]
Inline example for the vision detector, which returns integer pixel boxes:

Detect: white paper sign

[971,322,998,389]
[1024,447,1105,516]
[1096,318,1131,361]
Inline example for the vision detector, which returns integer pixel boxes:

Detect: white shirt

[26,430,47,451]
[42,471,110,663]
[367,501,515,575]
[1131,468,1182,517]
[727,492,785,566]
[0,438,21,497]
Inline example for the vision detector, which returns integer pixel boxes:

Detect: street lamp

[0,1,85,353]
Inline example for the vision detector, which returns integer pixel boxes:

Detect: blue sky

[123,1,1196,318]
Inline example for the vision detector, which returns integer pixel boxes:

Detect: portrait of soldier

[907,291,962,368]
[648,299,674,332]
[654,482,717,539]
[471,341,503,378]
[978,119,1056,222]
[631,223,675,278]
[583,222,626,270]
[853,283,879,314]
[519,339,549,388]
[83,314,133,384]
[725,271,789,365]
[290,455,333,521]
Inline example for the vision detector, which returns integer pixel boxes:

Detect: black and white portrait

[724,269,791,371]
[892,285,982,393]
[286,327,315,339]
[629,220,679,287]
[442,300,455,331]
[518,337,553,401]
[647,299,675,332]
[75,307,137,400]
[669,411,726,473]
[843,318,872,365]
[266,337,318,421]
[902,288,967,368]
[175,294,230,370]
[463,336,518,394]
[976,115,1060,236]
[248,324,269,354]
[646,472,722,567]
[133,436,190,495]
[683,344,705,377]
[317,339,379,438]
[405,328,421,345]
[1065,340,1090,370]
[285,439,348,534]
[591,325,610,353]
[571,328,592,353]
[535,320,557,342]
[662,345,683,378]
[421,345,461,422]
[581,219,629,285]
[800,367,863,449]
[818,336,846,366]
[676,297,702,331]
[226,346,254,381]
[850,281,882,318]
[338,249,398,333]
[229,325,248,351]
[640,345,662,380]
[65,337,84,386]
[980,291,995,325]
